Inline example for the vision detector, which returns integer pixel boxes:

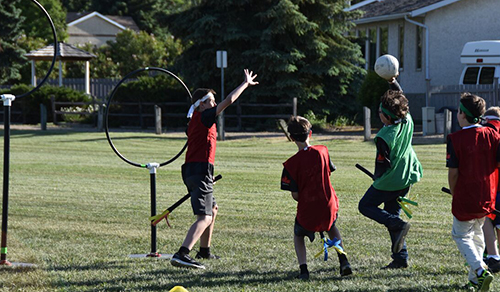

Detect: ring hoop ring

[16,0,58,99]
[104,67,191,168]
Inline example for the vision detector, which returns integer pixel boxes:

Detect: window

[380,26,388,55]
[463,67,479,84]
[357,29,367,61]
[398,25,404,70]
[479,67,495,84]
[416,26,423,71]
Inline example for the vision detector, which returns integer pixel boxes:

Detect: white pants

[452,216,488,282]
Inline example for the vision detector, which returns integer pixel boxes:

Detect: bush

[0,84,92,124]
[357,70,390,112]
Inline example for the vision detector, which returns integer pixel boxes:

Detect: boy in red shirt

[447,93,500,291]
[281,116,352,280]
[170,69,258,269]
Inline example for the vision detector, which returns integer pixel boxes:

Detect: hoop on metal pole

[0,0,58,267]
[104,67,191,258]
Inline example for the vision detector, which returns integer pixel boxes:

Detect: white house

[349,0,500,99]
[66,12,140,47]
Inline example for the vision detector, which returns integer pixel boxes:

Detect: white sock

[487,255,500,261]
[477,268,485,276]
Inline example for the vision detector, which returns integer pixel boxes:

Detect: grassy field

[0,129,491,291]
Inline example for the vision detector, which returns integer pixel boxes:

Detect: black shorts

[182,162,217,216]
[294,216,338,243]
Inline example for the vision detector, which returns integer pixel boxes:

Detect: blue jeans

[358,185,410,262]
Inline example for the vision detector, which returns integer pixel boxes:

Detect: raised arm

[216,69,258,116]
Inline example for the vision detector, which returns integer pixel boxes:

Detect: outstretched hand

[244,69,259,86]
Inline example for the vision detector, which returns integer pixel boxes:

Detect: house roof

[66,12,140,32]
[25,42,96,61]
[351,0,463,24]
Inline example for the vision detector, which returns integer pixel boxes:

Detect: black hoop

[16,0,58,99]
[104,67,190,168]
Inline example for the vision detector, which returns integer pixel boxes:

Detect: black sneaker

[382,260,408,269]
[392,222,411,254]
[195,251,220,260]
[170,253,205,269]
[296,272,309,280]
[486,257,500,273]
[477,269,493,292]
[340,261,353,276]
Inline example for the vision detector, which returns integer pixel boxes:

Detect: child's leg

[327,225,352,276]
[483,218,499,257]
[181,214,213,250]
[294,235,307,266]
[452,216,487,283]
[199,204,218,248]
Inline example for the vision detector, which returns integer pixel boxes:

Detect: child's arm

[448,168,459,194]
[216,69,258,116]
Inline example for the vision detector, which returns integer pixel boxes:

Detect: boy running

[447,94,500,291]
[281,116,352,280]
[170,69,258,269]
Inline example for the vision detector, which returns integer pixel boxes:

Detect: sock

[178,246,190,256]
[338,253,348,265]
[487,255,500,261]
[300,264,309,275]
[199,247,210,257]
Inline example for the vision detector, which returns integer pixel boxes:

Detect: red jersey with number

[447,126,500,221]
[281,145,338,232]
[185,108,217,164]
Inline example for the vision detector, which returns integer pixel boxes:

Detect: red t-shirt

[281,145,339,232]
[447,126,500,221]
[185,108,217,164]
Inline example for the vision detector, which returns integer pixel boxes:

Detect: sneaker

[392,222,411,254]
[170,253,205,269]
[477,269,493,292]
[195,251,220,260]
[340,261,353,276]
[486,257,500,273]
[463,281,479,291]
[296,272,309,280]
[381,260,408,269]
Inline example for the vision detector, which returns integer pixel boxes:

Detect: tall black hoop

[104,67,190,168]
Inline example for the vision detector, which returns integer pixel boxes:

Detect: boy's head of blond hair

[287,116,311,142]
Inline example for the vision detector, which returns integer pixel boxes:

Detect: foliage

[64,30,182,78]
[16,0,68,41]
[0,0,26,85]
[162,0,365,123]
[357,70,390,111]
[0,84,91,124]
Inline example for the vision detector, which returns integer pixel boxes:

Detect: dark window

[463,67,479,84]
[416,26,423,71]
[398,25,404,70]
[369,28,377,70]
[479,67,495,84]
[380,27,388,55]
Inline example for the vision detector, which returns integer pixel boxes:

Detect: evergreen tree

[17,0,68,41]
[0,0,26,85]
[163,0,365,119]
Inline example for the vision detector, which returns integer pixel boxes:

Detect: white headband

[484,115,500,121]
[187,92,214,118]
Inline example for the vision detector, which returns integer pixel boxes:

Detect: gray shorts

[182,163,217,216]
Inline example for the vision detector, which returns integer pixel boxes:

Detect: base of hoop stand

[0,260,36,268]
[129,253,173,259]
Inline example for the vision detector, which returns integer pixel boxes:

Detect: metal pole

[218,67,225,140]
[147,163,159,257]
[1,94,14,266]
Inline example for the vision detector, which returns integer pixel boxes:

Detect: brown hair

[287,116,312,142]
[460,92,485,124]
[484,106,500,118]
[191,88,216,104]
[380,90,409,121]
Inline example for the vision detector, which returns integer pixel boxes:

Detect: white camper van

[459,40,500,85]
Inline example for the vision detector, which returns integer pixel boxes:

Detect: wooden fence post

[97,104,104,132]
[50,95,57,125]
[155,105,162,134]
[40,104,47,130]
[293,97,297,116]
[363,107,371,141]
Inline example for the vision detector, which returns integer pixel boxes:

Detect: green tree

[17,0,68,42]
[0,0,26,85]
[163,0,365,120]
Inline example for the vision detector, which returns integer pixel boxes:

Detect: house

[66,12,140,47]
[348,0,500,101]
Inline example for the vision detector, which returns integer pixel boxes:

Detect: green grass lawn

[0,129,490,291]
